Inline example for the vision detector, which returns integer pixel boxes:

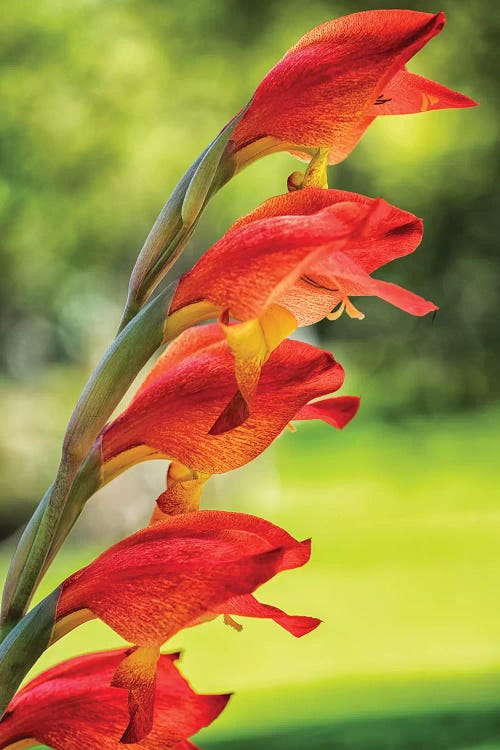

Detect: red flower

[166,188,434,429]
[0,649,229,749]
[100,324,359,511]
[227,10,476,168]
[47,511,320,742]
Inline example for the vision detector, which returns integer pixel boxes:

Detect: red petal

[232,189,424,273]
[56,511,313,646]
[217,594,321,638]
[132,324,225,403]
[171,199,353,320]
[0,649,229,750]
[305,248,438,318]
[102,338,346,475]
[294,395,361,428]
[229,187,369,230]
[369,68,478,116]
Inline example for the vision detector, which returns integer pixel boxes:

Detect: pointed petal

[111,646,160,743]
[294,395,361,428]
[170,195,358,321]
[310,249,438,317]
[365,277,438,316]
[171,191,423,327]
[369,68,478,115]
[217,594,321,637]
[102,337,346,476]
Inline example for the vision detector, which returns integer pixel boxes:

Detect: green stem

[0,588,60,716]
[1,439,128,644]
[0,283,177,634]
[119,109,244,332]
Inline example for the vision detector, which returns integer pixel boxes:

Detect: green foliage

[203,711,500,750]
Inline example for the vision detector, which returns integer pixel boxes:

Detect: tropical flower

[227,9,477,169]
[100,324,359,513]
[39,511,320,741]
[164,188,435,431]
[122,9,476,321]
[0,649,229,748]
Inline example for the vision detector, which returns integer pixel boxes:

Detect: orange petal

[101,336,346,476]
[169,191,358,320]
[55,511,314,646]
[153,462,211,519]
[302,244,437,321]
[369,68,477,116]
[170,190,424,331]
[0,649,230,750]
[111,645,160,743]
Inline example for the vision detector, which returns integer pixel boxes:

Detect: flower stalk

[0,9,476,746]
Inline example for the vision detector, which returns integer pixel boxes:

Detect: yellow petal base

[150,461,211,523]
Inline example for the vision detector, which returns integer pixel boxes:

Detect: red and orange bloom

[227,9,476,169]
[123,9,476,318]
[165,188,435,430]
[100,324,359,513]
[0,649,229,749]
[40,511,320,741]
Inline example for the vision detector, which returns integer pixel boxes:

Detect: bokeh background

[0,0,498,748]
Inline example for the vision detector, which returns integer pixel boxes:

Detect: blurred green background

[0,0,498,748]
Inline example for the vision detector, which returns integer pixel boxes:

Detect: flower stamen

[326,296,365,321]
[224,614,243,632]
